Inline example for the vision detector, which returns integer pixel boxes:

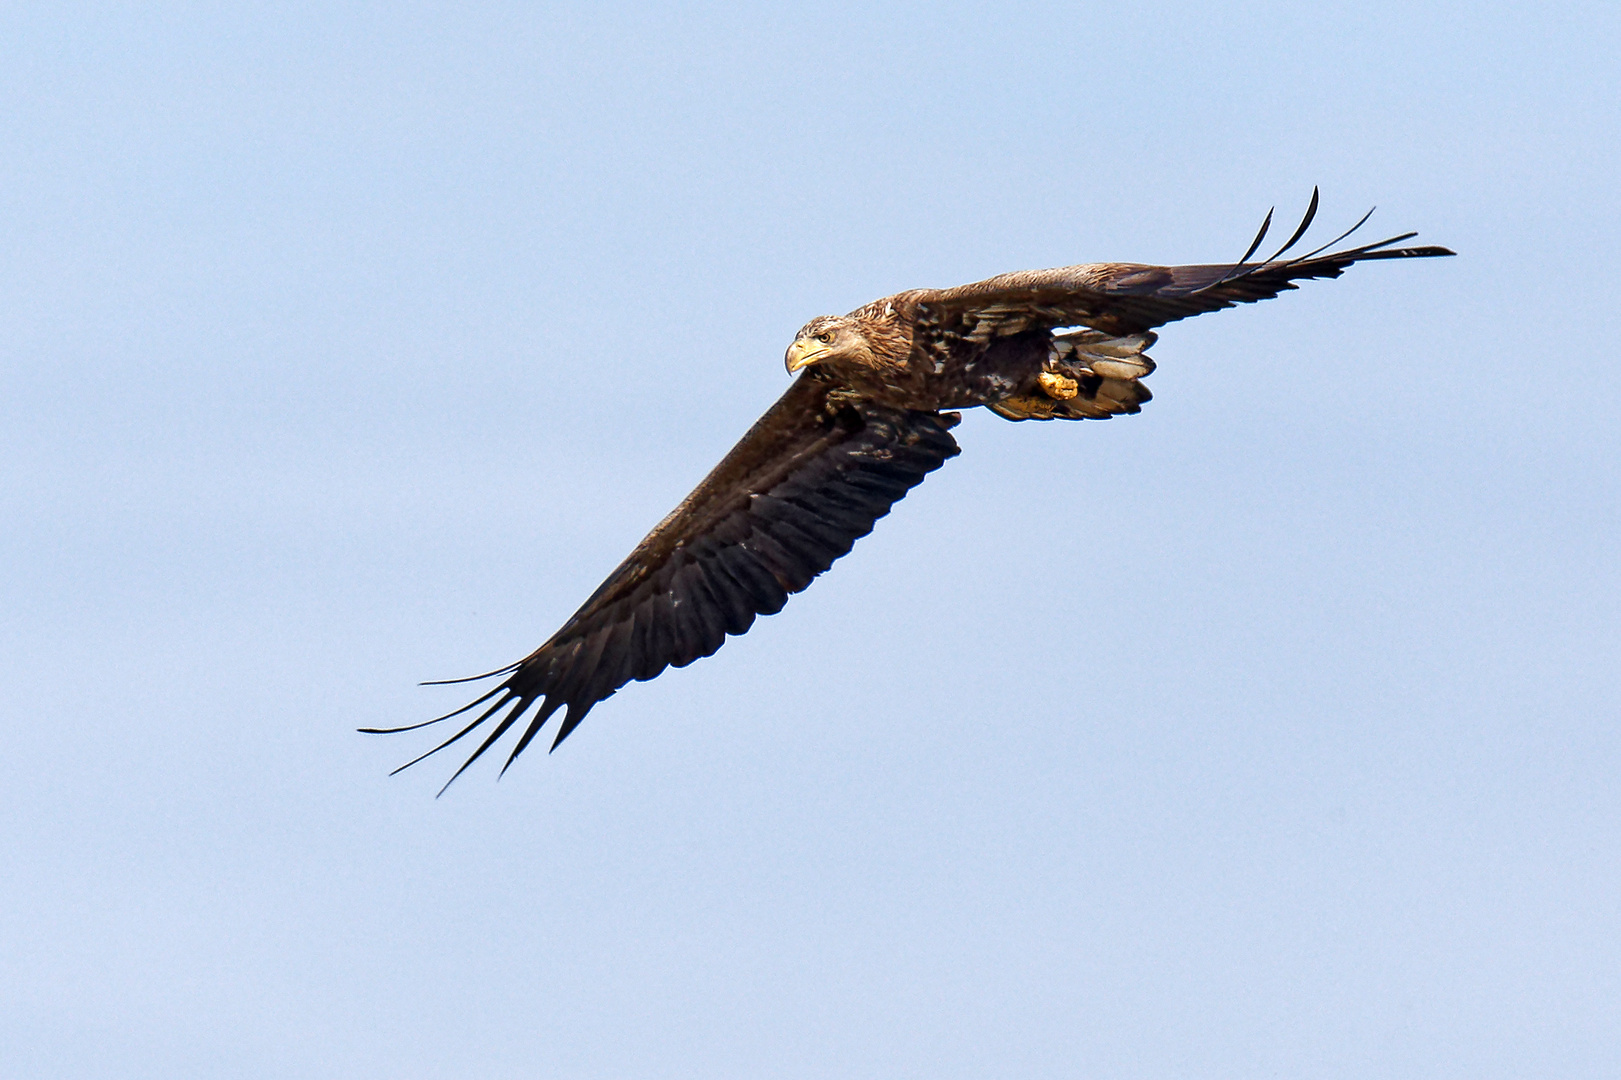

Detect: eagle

[365,191,1452,790]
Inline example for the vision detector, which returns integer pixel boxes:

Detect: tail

[990,329,1156,421]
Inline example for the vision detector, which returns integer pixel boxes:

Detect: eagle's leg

[987,363,1083,420]
[989,365,1153,422]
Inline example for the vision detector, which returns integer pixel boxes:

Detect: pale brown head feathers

[785,315,868,374]
[783,307,913,375]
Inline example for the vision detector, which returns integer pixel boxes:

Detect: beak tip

[784,341,823,374]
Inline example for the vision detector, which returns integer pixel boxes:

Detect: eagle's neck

[848,298,914,369]
[819,298,925,408]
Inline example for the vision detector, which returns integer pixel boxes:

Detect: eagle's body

[367,194,1453,790]
[791,292,1146,414]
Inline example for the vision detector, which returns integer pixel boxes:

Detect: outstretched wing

[364,373,961,791]
[915,190,1455,340]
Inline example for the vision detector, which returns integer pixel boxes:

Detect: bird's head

[785,315,874,375]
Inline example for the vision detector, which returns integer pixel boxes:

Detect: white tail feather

[1050,327,1157,380]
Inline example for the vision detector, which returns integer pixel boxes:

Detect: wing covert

[915,195,1454,339]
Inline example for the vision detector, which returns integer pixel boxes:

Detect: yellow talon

[1037,371,1079,400]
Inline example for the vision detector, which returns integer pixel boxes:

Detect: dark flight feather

[363,374,961,791]
[918,197,1451,339]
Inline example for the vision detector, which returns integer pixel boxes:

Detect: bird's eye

[816,331,834,344]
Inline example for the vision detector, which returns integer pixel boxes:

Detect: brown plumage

[364,191,1453,791]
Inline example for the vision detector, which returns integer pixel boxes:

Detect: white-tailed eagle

[364,191,1452,791]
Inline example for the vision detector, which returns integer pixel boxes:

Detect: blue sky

[3,3,1618,1077]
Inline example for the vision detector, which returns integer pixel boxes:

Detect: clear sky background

[3,3,1617,1078]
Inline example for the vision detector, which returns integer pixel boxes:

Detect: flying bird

[365,191,1452,790]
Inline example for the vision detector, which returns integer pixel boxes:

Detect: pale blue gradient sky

[3,3,1618,1078]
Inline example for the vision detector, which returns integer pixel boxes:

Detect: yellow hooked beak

[785,338,829,374]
